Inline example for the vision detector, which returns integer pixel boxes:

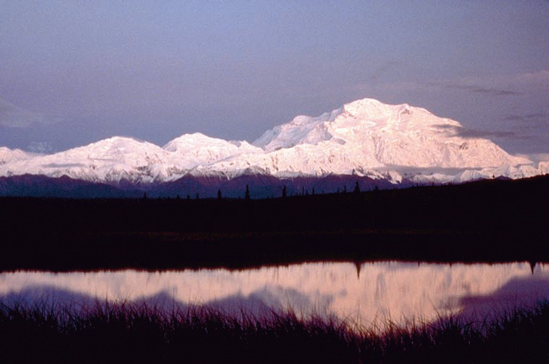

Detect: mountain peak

[163,133,234,152]
[341,97,390,116]
[0,147,36,165]
[0,97,539,185]
[254,97,530,169]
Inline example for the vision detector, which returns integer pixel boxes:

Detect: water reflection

[1,262,548,324]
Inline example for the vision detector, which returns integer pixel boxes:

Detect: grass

[1,300,549,363]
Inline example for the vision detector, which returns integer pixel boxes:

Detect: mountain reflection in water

[1,262,548,325]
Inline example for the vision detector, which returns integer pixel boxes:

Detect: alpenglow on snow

[0,98,546,185]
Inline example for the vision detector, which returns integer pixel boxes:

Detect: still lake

[1,262,548,325]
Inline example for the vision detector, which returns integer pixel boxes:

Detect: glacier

[0,97,546,187]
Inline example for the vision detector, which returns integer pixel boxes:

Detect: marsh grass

[1,300,548,364]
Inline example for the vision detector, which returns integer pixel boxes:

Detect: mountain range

[1,98,547,198]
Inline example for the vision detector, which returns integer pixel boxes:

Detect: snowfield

[0,98,545,185]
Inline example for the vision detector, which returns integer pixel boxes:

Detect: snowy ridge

[0,147,36,165]
[0,137,170,183]
[0,98,544,185]
[254,99,528,169]
[164,133,263,171]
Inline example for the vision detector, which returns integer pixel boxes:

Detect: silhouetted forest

[1,175,548,271]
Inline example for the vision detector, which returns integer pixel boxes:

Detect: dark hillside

[0,173,398,198]
[1,175,548,271]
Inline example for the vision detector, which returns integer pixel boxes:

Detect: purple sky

[1,1,548,156]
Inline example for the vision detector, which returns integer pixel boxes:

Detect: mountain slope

[195,98,532,179]
[0,137,170,183]
[254,98,528,169]
[163,133,263,172]
[0,97,541,187]
[0,147,36,165]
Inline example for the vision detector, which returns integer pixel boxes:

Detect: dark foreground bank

[1,300,548,364]
[1,174,548,271]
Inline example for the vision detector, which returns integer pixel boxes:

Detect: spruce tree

[245,185,251,200]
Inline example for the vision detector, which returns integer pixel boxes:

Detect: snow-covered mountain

[0,97,545,188]
[0,137,170,183]
[163,133,263,172]
[0,147,36,165]
[253,98,527,168]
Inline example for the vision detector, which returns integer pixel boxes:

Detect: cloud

[403,70,549,99]
[0,97,60,128]
[516,69,549,83]
[517,153,549,163]
[504,113,548,122]
[435,124,529,140]
[27,141,54,154]
[427,81,520,96]
[502,70,549,95]
[365,61,401,83]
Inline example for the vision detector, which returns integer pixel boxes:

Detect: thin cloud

[516,69,549,83]
[504,115,524,122]
[0,97,61,128]
[526,113,547,119]
[27,141,54,154]
[435,124,529,140]
[504,113,548,122]
[428,82,520,96]
[457,129,521,139]
[517,153,549,163]
[366,61,401,83]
